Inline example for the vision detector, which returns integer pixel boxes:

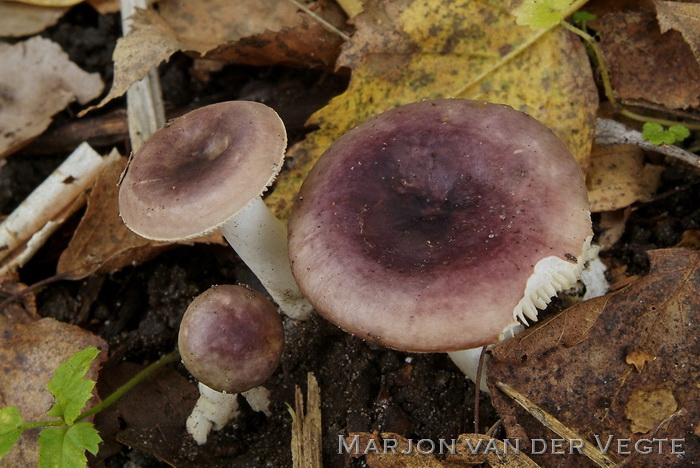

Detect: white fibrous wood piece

[0,143,118,276]
[121,0,165,151]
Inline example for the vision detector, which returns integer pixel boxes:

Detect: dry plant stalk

[495,382,620,468]
[290,373,322,468]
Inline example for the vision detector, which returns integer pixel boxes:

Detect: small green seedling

[572,10,596,31]
[0,346,179,467]
[642,122,691,146]
[0,347,102,467]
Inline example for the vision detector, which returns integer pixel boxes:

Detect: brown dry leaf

[654,0,700,63]
[0,310,107,466]
[87,0,345,113]
[625,389,678,433]
[345,432,539,467]
[57,155,224,279]
[6,0,79,5]
[0,36,104,158]
[57,155,170,279]
[0,1,68,37]
[488,249,699,467]
[94,362,201,466]
[586,143,663,212]
[266,0,598,219]
[599,9,700,109]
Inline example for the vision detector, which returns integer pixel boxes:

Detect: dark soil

[3,4,699,468]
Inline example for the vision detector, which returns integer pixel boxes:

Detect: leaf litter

[488,249,699,467]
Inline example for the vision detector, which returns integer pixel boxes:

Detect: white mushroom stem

[219,196,313,320]
[186,382,239,445]
[450,238,606,393]
[186,383,276,445]
[449,324,523,393]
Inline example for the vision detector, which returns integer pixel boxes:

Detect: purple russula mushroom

[288,99,593,385]
[178,284,284,444]
[119,101,312,320]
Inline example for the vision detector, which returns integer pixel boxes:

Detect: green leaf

[572,10,596,24]
[0,406,24,459]
[642,122,691,145]
[45,347,100,425]
[513,0,574,30]
[668,124,690,141]
[38,423,101,468]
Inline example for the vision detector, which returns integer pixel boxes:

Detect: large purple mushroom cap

[288,99,592,352]
[178,285,284,393]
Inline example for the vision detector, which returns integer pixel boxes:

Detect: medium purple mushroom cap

[288,99,592,352]
[178,285,284,394]
[119,101,286,241]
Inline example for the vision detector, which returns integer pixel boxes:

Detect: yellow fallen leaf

[587,143,663,212]
[267,0,598,219]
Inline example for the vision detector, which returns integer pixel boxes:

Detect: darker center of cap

[348,153,510,275]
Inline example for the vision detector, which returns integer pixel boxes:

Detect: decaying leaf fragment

[6,0,80,6]
[625,389,678,434]
[625,349,656,373]
[488,249,699,467]
[0,143,118,278]
[267,0,597,219]
[0,37,104,158]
